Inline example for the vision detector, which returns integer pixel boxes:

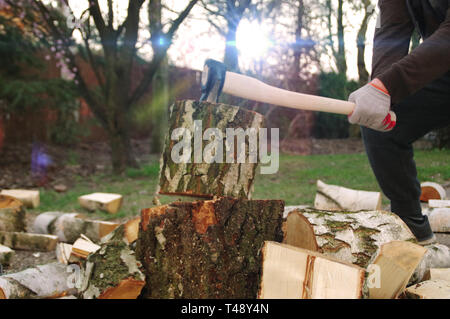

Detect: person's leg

[361,82,450,241]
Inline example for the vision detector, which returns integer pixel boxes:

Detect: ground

[0,137,449,274]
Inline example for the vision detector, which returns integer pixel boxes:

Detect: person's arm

[374,1,450,104]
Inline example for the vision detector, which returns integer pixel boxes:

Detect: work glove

[348,81,396,132]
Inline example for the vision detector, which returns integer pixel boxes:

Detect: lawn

[29,148,450,221]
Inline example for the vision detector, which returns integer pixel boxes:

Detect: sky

[67,0,378,81]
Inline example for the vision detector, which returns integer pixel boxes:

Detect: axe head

[199,59,227,103]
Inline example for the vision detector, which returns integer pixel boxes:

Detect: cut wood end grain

[98,278,145,299]
[78,193,123,214]
[0,189,40,208]
[420,182,447,202]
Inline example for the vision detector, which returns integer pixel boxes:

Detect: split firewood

[158,100,265,199]
[80,225,145,299]
[0,244,14,266]
[258,241,365,299]
[314,180,382,211]
[423,268,450,282]
[71,236,101,259]
[0,262,77,299]
[78,193,123,214]
[124,217,140,244]
[367,241,426,299]
[0,231,58,251]
[420,182,447,202]
[33,212,119,243]
[55,243,72,265]
[0,189,39,208]
[136,197,284,298]
[428,200,450,208]
[405,280,450,299]
[283,208,416,268]
[410,244,450,284]
[0,195,26,232]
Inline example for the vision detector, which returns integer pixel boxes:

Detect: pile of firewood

[1,100,449,299]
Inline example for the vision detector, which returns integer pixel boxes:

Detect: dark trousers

[361,76,450,240]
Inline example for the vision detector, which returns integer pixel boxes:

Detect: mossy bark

[284,207,416,268]
[136,197,284,299]
[80,225,145,299]
[158,100,264,199]
[0,195,26,232]
[0,231,58,251]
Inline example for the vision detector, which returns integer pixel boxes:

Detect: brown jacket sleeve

[372,0,450,104]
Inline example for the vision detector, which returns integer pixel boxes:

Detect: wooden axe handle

[223,71,354,115]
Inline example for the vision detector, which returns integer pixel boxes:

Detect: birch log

[158,100,265,199]
[32,212,119,243]
[314,180,382,211]
[0,231,58,251]
[410,244,450,284]
[283,208,416,268]
[80,225,145,299]
[0,195,26,232]
[136,197,284,298]
[0,262,76,299]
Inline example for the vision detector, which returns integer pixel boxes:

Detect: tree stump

[0,195,26,232]
[136,197,284,298]
[158,100,265,199]
[283,208,416,268]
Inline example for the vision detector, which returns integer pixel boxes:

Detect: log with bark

[314,180,382,211]
[258,241,365,299]
[410,244,450,284]
[422,208,450,233]
[283,208,416,268]
[405,280,450,299]
[32,212,119,243]
[78,193,123,214]
[0,244,14,266]
[0,231,58,251]
[136,197,284,298]
[158,100,265,199]
[0,189,39,208]
[0,195,26,232]
[420,182,447,202]
[80,224,145,299]
[367,241,426,299]
[0,262,77,299]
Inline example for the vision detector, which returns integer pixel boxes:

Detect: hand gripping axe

[199,59,396,127]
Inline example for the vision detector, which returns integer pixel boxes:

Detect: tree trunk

[336,0,347,75]
[150,57,170,155]
[158,100,264,199]
[356,2,373,85]
[0,195,26,232]
[283,208,416,268]
[80,224,145,299]
[136,197,284,298]
[224,25,240,73]
[0,263,77,299]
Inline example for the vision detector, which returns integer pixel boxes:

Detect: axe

[199,59,396,125]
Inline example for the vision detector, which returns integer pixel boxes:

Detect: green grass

[29,149,450,221]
